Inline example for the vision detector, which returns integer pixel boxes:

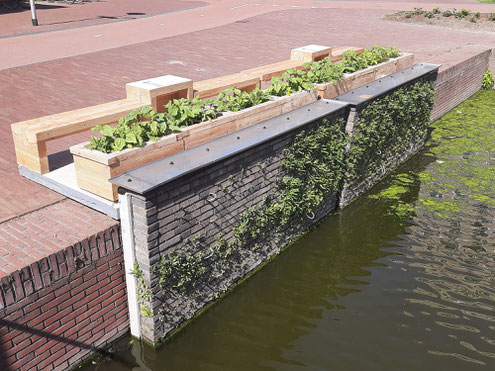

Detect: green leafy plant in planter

[341,46,401,73]
[164,97,220,127]
[88,98,220,153]
[303,58,345,84]
[215,87,270,111]
[482,70,494,90]
[266,68,315,96]
[88,45,403,153]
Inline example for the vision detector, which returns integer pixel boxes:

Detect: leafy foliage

[215,88,270,112]
[303,58,345,84]
[455,8,470,18]
[482,70,494,90]
[88,98,220,153]
[346,81,435,186]
[341,46,401,74]
[266,68,315,96]
[233,118,349,244]
[267,46,401,95]
[129,262,153,317]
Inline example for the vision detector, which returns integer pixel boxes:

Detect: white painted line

[291,5,301,8]
[272,4,279,6]
[93,34,103,38]
[231,3,250,9]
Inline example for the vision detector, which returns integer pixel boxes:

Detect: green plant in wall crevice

[482,70,494,90]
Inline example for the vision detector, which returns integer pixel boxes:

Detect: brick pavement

[0,199,118,277]
[0,0,494,275]
[2,0,494,70]
[0,0,206,37]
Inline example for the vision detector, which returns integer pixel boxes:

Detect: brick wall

[431,49,491,121]
[0,201,128,371]
[128,110,348,344]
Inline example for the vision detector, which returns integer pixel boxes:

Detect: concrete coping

[110,99,349,195]
[334,63,441,108]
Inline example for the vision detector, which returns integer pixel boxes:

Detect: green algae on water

[419,90,495,218]
[370,90,495,220]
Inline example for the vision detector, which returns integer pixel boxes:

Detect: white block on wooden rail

[126,75,193,112]
[290,44,332,63]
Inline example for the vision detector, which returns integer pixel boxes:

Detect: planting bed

[385,9,495,33]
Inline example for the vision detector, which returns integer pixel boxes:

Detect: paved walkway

[1,0,492,70]
[0,0,206,37]
[0,0,494,273]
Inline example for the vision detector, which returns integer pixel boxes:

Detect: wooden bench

[12,75,194,175]
[193,73,260,100]
[11,99,145,174]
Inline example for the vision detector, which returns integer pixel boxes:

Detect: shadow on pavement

[0,318,139,368]
[0,4,65,15]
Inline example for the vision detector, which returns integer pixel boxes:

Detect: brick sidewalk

[0,0,206,37]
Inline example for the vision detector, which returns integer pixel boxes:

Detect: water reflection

[85,91,495,370]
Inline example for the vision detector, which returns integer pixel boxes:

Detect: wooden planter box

[70,90,319,201]
[315,53,414,99]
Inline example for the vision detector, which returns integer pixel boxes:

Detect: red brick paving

[0,0,206,37]
[0,199,118,278]
[0,1,494,272]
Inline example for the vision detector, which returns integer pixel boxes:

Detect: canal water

[85,90,495,370]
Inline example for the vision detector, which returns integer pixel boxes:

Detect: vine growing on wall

[143,117,349,325]
[346,81,435,185]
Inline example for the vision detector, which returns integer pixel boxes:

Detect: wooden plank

[73,139,185,201]
[126,75,193,100]
[74,156,116,201]
[316,53,415,99]
[11,99,144,144]
[241,60,305,82]
[11,127,49,174]
[126,75,193,112]
[193,73,260,99]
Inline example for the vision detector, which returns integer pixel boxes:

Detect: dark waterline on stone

[83,90,495,371]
